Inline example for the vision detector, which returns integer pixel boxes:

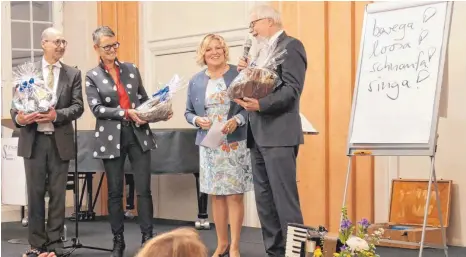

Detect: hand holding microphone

[237,58,249,72]
[237,35,252,72]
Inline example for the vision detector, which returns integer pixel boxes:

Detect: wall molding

[144,24,248,94]
[148,27,248,44]
[148,27,248,56]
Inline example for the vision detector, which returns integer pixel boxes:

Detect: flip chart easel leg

[418,156,436,257]
[432,158,449,257]
[340,156,353,224]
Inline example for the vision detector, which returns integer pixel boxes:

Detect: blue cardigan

[184,65,247,145]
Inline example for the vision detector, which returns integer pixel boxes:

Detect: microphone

[243,36,252,60]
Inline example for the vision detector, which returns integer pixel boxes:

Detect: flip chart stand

[341,1,454,256]
[341,135,448,257]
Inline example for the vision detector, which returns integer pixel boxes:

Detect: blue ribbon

[19,77,34,92]
[152,86,170,101]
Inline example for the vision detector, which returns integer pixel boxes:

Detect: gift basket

[135,74,187,122]
[227,40,287,100]
[11,62,56,114]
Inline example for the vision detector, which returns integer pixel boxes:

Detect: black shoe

[141,232,154,246]
[111,234,125,257]
[48,248,64,257]
[23,248,45,257]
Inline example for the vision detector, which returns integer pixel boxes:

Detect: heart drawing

[423,7,437,23]
[428,47,437,62]
[417,70,430,84]
[418,29,429,45]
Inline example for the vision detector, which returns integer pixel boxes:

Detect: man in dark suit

[235,5,306,257]
[11,27,84,257]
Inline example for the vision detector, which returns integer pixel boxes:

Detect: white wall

[139,1,261,227]
[374,2,466,247]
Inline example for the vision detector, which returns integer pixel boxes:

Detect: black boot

[141,232,154,246]
[111,234,125,257]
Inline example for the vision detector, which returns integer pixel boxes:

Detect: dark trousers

[24,133,69,250]
[251,144,304,257]
[125,174,135,210]
[103,125,153,235]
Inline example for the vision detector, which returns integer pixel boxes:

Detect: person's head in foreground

[248,5,283,41]
[135,227,208,257]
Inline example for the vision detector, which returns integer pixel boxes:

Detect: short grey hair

[250,5,282,28]
[92,26,115,45]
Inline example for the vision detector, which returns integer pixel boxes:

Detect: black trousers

[103,125,153,235]
[251,144,304,257]
[23,133,69,250]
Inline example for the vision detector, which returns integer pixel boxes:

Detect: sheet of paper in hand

[200,122,225,149]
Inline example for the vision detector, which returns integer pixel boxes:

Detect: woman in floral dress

[185,34,253,257]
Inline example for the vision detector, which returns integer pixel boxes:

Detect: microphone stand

[62,119,112,256]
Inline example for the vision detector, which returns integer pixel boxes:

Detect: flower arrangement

[332,207,384,257]
[309,225,327,257]
[313,246,323,257]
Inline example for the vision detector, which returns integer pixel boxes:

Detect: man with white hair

[11,27,84,257]
[235,4,306,257]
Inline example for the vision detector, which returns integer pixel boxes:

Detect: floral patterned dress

[199,77,253,195]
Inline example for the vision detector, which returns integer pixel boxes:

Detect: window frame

[1,1,63,118]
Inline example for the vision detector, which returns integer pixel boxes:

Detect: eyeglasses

[45,39,67,47]
[249,18,266,29]
[100,42,120,51]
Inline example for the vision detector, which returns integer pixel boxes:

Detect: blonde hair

[196,34,230,66]
[135,227,208,257]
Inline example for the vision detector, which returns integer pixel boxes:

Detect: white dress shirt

[37,57,61,132]
[269,29,284,46]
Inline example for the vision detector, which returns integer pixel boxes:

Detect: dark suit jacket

[10,61,84,161]
[247,32,307,148]
[85,59,156,159]
[184,65,248,145]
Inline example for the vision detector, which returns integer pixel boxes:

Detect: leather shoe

[141,232,154,246]
[23,248,45,257]
[111,234,125,257]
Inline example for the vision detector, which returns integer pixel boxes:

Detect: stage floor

[2,217,464,256]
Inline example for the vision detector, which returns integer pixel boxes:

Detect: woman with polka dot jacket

[85,26,172,257]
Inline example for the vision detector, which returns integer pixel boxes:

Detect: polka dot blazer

[85,59,157,159]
